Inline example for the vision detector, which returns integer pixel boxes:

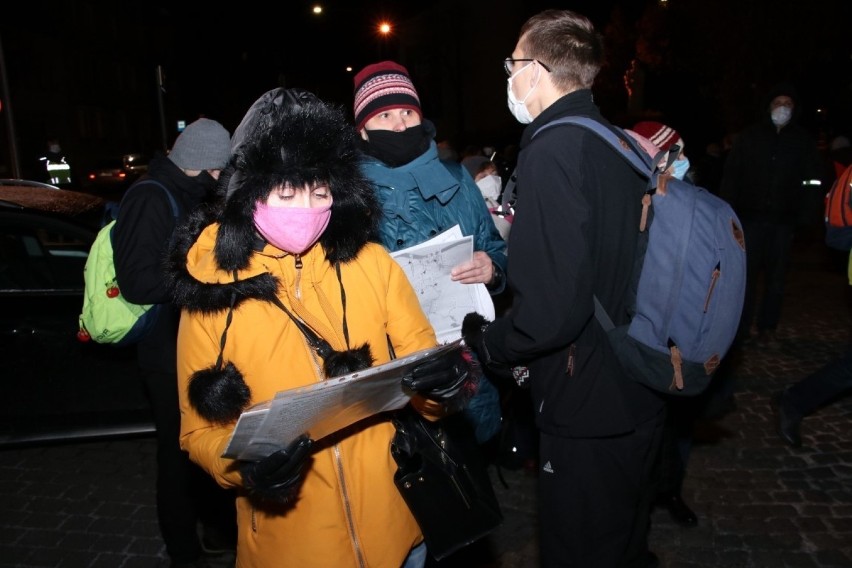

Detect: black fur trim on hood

[215,88,381,271]
[165,203,279,314]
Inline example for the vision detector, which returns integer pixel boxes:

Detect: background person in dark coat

[720,82,823,345]
[463,9,666,567]
[112,119,237,567]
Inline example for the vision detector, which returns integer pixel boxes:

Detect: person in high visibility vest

[38,138,72,186]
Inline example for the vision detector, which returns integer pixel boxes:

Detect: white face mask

[771,106,792,127]
[671,157,690,180]
[476,174,502,203]
[506,62,537,124]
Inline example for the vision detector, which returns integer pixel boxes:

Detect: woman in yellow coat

[167,89,470,568]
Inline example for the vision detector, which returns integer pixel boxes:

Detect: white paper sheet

[390,225,495,343]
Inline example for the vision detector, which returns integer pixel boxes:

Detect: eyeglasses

[503,57,551,77]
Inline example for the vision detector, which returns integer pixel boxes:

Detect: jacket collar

[521,89,603,148]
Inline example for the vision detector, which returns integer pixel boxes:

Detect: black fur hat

[215,88,380,271]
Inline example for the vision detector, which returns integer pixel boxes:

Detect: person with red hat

[631,120,692,181]
[352,60,508,459]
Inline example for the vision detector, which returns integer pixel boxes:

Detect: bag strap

[532,116,654,178]
[115,178,181,221]
[530,117,652,333]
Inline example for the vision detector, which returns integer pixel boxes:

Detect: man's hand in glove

[240,435,313,505]
[462,312,521,385]
[402,348,474,402]
[461,312,491,365]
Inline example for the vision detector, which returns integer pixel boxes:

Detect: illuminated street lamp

[378,21,392,36]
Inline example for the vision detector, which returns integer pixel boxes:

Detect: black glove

[462,312,520,386]
[402,348,472,402]
[240,435,313,505]
[462,312,492,365]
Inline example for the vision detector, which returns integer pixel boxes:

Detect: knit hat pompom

[168,118,231,170]
[353,61,421,131]
[631,121,682,153]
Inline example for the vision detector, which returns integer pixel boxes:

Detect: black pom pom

[188,362,252,424]
[322,343,375,378]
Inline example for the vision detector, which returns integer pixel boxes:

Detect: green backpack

[78,180,178,345]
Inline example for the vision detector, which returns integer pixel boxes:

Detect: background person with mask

[113,118,237,567]
[353,61,508,449]
[720,82,823,347]
[631,121,702,529]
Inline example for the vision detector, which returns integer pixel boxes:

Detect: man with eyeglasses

[462,9,666,567]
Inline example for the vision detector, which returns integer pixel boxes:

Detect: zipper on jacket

[294,254,302,299]
[566,344,576,376]
[334,443,366,567]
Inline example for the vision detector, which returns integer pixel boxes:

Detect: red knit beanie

[353,61,421,131]
[632,121,682,152]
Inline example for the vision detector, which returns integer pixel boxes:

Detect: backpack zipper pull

[639,193,652,232]
[668,341,684,391]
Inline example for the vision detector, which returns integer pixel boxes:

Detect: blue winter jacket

[360,137,508,443]
[359,141,508,286]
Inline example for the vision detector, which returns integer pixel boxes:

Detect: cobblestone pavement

[2,239,851,567]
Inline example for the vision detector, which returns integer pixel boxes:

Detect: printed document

[222,340,462,460]
[390,225,495,343]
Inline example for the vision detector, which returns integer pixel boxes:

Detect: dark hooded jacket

[720,83,823,225]
[165,89,438,567]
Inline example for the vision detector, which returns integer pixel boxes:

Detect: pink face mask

[253,202,332,254]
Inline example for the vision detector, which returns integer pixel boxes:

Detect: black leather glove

[240,435,313,505]
[402,348,472,402]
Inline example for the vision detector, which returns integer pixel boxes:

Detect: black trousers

[537,407,666,567]
[787,347,852,416]
[740,220,795,334]
[142,368,236,563]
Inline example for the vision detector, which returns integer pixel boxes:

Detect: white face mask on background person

[476,174,502,203]
[506,62,537,124]
[671,157,690,180]
[771,106,792,127]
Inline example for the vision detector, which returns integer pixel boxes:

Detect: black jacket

[483,89,662,438]
[720,107,822,226]
[112,154,212,372]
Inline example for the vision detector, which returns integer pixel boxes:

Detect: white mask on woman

[476,174,502,203]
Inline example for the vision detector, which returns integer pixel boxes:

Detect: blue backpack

[533,117,747,396]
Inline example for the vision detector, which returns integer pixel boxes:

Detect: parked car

[0,180,153,446]
[82,153,150,192]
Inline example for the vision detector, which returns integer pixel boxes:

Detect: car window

[0,212,93,291]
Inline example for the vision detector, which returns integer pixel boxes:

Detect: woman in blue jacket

[353,60,508,446]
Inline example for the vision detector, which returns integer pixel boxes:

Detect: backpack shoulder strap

[532,116,654,179]
[126,178,180,219]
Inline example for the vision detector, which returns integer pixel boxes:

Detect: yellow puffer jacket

[176,223,438,568]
